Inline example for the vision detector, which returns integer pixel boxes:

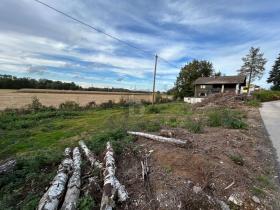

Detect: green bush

[100,100,114,109]
[183,120,203,133]
[147,105,160,114]
[59,101,80,110]
[208,109,247,129]
[27,97,44,111]
[253,90,280,102]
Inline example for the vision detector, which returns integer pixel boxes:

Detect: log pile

[38,142,128,210]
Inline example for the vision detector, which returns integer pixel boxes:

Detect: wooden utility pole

[152,54,158,105]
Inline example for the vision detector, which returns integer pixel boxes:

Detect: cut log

[127,131,189,146]
[38,148,73,210]
[61,147,81,210]
[79,140,102,169]
[100,142,117,210]
[100,142,128,210]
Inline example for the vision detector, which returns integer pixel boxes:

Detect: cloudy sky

[0,0,279,91]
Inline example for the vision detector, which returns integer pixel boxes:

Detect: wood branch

[100,142,117,210]
[61,147,81,210]
[127,131,189,146]
[141,156,150,181]
[79,140,102,169]
[38,148,73,210]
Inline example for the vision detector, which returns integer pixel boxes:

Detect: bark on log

[61,147,81,210]
[38,148,73,210]
[100,142,117,210]
[79,140,102,169]
[0,159,16,174]
[127,131,188,146]
[100,142,128,210]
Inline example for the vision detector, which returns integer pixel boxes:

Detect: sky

[0,0,280,91]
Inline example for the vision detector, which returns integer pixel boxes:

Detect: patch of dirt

[115,107,280,209]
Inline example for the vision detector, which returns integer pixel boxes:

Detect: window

[200,85,206,89]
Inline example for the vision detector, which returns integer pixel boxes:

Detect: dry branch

[61,147,81,210]
[38,148,73,210]
[128,131,188,146]
[100,142,128,210]
[79,140,102,169]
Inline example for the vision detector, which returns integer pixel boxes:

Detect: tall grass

[253,90,280,102]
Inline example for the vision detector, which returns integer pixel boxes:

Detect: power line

[33,0,180,69]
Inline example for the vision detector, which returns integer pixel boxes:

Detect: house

[193,75,246,97]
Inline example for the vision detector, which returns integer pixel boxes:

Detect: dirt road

[260,101,280,162]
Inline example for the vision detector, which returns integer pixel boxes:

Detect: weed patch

[208,108,247,129]
[229,154,244,166]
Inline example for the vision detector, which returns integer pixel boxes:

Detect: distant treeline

[0,74,150,93]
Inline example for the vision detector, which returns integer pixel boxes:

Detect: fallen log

[38,148,73,210]
[127,131,188,146]
[100,142,128,210]
[100,142,117,210]
[79,140,102,169]
[61,147,81,210]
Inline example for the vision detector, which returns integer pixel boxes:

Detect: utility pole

[152,54,158,105]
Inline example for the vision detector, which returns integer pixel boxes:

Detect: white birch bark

[79,140,102,169]
[127,131,187,146]
[61,147,81,210]
[100,142,129,209]
[100,142,117,210]
[38,148,73,210]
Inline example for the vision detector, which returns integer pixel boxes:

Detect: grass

[253,90,280,102]
[0,101,250,209]
[207,108,247,129]
[245,99,261,107]
[229,154,244,166]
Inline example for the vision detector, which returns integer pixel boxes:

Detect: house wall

[195,83,241,97]
[195,84,213,97]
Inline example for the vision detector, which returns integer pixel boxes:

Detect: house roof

[194,75,246,85]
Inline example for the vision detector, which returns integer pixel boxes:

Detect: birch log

[100,142,129,209]
[61,147,81,210]
[38,148,73,210]
[79,140,102,169]
[100,142,117,210]
[127,131,188,146]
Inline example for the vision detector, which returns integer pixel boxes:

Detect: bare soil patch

[115,107,280,209]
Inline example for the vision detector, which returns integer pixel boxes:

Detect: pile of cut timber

[38,141,128,210]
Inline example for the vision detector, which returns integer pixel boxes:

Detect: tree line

[169,47,280,99]
[0,74,149,93]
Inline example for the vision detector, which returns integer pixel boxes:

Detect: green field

[0,102,248,209]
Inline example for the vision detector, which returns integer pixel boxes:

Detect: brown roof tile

[194,75,246,85]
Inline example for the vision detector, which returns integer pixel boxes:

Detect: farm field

[0,89,153,110]
[0,101,279,209]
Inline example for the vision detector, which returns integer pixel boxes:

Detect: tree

[238,47,267,95]
[172,60,214,99]
[267,54,280,91]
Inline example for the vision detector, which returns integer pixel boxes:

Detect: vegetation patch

[253,90,280,102]
[208,108,247,129]
[229,154,245,166]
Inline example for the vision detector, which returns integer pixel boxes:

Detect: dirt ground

[115,107,280,210]
[0,89,152,110]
